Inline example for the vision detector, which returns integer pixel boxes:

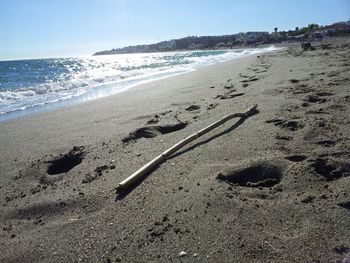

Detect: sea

[0,46,277,121]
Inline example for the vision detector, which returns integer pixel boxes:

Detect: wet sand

[1,37,350,262]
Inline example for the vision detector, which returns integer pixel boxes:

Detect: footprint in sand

[289,79,300,83]
[275,134,293,141]
[303,94,327,103]
[22,146,86,189]
[216,159,289,188]
[82,164,116,184]
[46,146,86,176]
[316,139,337,147]
[251,67,267,73]
[285,155,307,162]
[215,93,244,100]
[122,122,188,143]
[185,104,201,112]
[223,83,235,90]
[280,120,305,131]
[289,84,314,95]
[240,76,259,83]
[316,91,334,97]
[266,118,305,132]
[310,157,350,181]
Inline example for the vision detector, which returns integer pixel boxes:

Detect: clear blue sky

[1,0,349,60]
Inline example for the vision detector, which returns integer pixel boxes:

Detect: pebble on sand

[179,251,188,257]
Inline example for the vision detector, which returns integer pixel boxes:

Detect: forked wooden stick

[116,104,258,192]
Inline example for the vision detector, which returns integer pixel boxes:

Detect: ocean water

[0,46,277,121]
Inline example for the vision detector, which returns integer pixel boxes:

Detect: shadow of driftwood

[168,116,247,160]
[115,112,257,200]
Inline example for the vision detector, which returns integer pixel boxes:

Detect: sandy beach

[1,37,350,262]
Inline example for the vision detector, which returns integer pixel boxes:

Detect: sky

[0,0,349,60]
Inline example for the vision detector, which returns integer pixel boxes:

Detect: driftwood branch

[116,104,258,192]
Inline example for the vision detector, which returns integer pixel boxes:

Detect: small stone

[193,253,198,257]
[3,225,13,232]
[301,195,314,203]
[154,220,162,225]
[179,251,188,257]
[150,229,163,237]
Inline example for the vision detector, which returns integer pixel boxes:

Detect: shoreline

[0,46,281,123]
[1,37,349,262]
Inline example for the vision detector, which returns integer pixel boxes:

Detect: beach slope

[1,38,350,262]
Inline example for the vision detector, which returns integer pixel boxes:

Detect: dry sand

[1,37,350,263]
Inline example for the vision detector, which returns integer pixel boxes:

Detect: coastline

[0,46,279,122]
[1,38,349,262]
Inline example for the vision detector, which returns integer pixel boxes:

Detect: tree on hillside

[274,27,278,33]
[307,23,320,42]
[308,23,319,32]
[295,26,299,31]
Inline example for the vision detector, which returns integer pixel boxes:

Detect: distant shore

[93,21,350,56]
[93,40,288,56]
[1,37,349,262]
